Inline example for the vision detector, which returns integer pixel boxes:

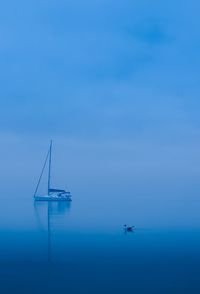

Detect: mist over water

[1,134,200,230]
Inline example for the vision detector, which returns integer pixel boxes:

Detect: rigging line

[48,140,52,195]
[33,148,50,197]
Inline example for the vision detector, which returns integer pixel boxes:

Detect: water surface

[0,191,200,294]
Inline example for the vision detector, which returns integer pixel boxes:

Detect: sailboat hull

[34,195,72,201]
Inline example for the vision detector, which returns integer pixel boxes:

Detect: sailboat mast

[48,140,52,195]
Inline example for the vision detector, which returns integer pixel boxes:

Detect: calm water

[1,191,200,294]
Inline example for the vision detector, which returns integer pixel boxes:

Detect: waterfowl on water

[124,225,135,232]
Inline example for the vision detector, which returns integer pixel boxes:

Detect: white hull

[34,194,72,202]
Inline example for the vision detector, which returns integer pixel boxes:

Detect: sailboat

[34,141,72,201]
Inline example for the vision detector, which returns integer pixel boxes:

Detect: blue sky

[0,0,200,140]
[1,0,200,215]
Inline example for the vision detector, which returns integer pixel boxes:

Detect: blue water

[1,194,200,293]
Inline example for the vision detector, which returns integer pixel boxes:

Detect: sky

[0,0,200,227]
[0,0,200,139]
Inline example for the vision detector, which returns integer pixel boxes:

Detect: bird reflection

[34,201,71,263]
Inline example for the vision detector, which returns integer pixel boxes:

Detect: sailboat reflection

[34,201,71,262]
